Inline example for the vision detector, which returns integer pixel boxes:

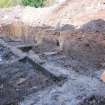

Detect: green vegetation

[0,0,55,8]
[0,0,22,8]
[22,0,46,8]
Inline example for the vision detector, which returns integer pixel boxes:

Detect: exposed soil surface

[0,51,62,105]
[1,28,105,105]
[1,0,105,105]
[0,43,18,63]
[0,31,105,105]
[4,39,104,105]
[78,95,105,105]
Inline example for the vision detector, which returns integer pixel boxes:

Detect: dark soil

[78,95,105,105]
[0,44,17,63]
[0,57,57,105]
[1,36,105,105]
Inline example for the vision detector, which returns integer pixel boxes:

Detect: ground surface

[0,38,105,105]
[1,0,105,105]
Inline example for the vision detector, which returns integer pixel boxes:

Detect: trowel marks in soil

[0,57,62,105]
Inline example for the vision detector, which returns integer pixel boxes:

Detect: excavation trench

[12,34,105,105]
[1,26,105,105]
